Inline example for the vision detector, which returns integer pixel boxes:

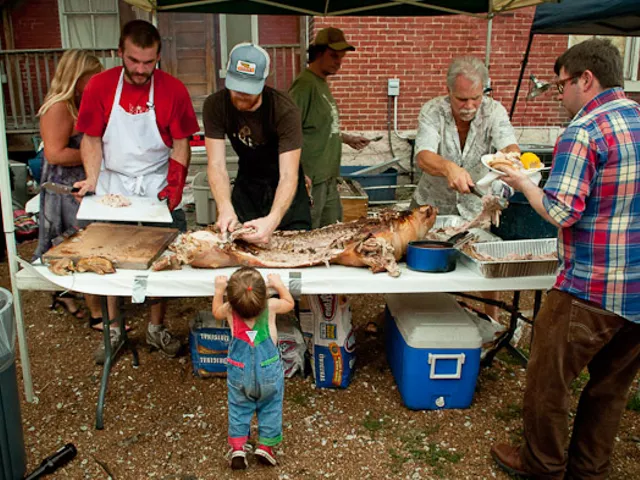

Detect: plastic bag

[276,313,306,379]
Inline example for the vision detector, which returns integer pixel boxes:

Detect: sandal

[51,292,85,320]
[89,317,132,332]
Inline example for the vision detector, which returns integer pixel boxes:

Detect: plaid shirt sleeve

[542,125,597,227]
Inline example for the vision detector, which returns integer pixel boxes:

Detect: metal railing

[0,48,120,132]
[1,44,303,133]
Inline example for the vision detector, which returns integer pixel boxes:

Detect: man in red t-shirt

[74,20,199,363]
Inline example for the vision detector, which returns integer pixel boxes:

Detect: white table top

[17,261,555,297]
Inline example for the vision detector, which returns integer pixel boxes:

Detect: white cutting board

[76,195,173,223]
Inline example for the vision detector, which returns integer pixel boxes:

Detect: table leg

[95,296,139,430]
[454,291,533,367]
[533,290,543,317]
[484,291,521,366]
[96,297,111,430]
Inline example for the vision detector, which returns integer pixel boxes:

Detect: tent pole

[510,31,534,120]
[0,79,34,402]
[485,16,493,68]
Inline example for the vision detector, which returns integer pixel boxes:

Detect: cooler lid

[386,292,463,317]
[386,293,482,349]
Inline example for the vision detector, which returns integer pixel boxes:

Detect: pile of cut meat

[98,193,131,208]
[48,256,115,276]
[461,244,558,262]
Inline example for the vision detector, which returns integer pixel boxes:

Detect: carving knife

[41,182,93,196]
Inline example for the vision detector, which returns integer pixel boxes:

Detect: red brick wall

[314,9,571,131]
[260,16,300,91]
[628,92,640,103]
[1,0,62,120]
[259,15,298,45]
[10,0,62,49]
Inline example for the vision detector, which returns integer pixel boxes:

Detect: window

[218,14,259,78]
[623,37,640,91]
[569,35,640,92]
[59,0,120,49]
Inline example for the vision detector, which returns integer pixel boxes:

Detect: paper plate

[481,154,549,176]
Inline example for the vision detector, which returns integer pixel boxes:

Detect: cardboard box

[189,311,231,378]
[337,177,368,222]
[385,293,481,410]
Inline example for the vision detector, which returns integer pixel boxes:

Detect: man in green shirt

[289,27,370,228]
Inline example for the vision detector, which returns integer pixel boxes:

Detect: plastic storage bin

[340,166,397,202]
[193,172,217,225]
[0,288,26,479]
[385,293,481,410]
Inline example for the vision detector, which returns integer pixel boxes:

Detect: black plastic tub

[492,192,557,240]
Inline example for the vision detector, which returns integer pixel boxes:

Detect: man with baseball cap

[289,27,370,228]
[203,43,311,244]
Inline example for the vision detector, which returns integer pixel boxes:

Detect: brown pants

[521,289,640,479]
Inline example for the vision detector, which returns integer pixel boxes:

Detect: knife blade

[41,182,92,195]
[469,186,484,199]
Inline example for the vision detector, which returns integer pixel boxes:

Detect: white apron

[96,70,170,197]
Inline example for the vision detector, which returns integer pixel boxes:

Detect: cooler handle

[428,353,466,380]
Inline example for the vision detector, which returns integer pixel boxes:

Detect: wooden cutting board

[42,223,179,270]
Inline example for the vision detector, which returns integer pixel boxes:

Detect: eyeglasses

[554,74,580,94]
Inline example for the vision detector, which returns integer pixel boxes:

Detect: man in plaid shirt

[491,38,640,479]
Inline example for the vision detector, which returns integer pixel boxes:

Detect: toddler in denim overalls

[213,267,294,470]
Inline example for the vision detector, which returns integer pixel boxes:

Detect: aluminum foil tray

[434,215,465,229]
[459,238,558,278]
[431,215,501,243]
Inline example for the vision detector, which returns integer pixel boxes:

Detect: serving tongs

[446,230,475,250]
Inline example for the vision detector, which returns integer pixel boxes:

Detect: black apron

[224,88,311,231]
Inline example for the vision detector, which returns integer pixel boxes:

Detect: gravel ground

[4,239,639,480]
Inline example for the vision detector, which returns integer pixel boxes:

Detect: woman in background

[33,50,104,327]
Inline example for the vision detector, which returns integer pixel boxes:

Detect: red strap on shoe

[157,158,188,211]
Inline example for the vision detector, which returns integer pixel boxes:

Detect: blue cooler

[385,293,481,410]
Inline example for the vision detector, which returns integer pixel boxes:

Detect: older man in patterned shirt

[412,56,519,320]
[411,56,519,219]
[491,38,640,480]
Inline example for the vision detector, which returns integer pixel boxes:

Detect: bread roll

[488,158,517,172]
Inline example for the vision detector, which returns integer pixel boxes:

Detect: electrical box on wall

[388,78,400,96]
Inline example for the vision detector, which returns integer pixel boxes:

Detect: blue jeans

[227,336,284,447]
